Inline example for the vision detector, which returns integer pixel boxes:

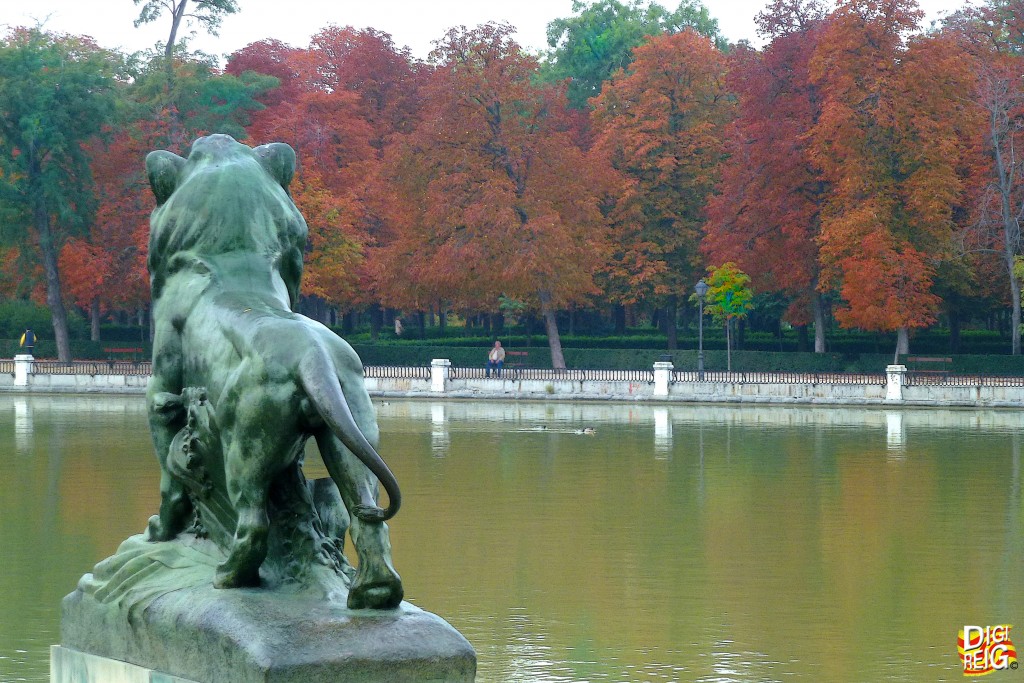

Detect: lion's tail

[297,348,401,523]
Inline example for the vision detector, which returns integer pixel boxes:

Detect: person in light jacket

[486,340,505,377]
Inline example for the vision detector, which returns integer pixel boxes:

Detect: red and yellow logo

[959,625,1018,676]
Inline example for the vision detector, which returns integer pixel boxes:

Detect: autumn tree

[307,26,426,153]
[543,0,725,109]
[60,130,157,339]
[0,29,121,360]
[378,24,614,368]
[948,0,1024,354]
[228,27,425,318]
[591,29,731,349]
[808,0,975,355]
[704,0,832,352]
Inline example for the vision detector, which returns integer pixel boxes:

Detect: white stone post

[14,354,33,387]
[653,361,673,398]
[885,364,906,402]
[430,358,451,393]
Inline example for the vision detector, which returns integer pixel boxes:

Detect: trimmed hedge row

[5,338,1024,376]
[0,339,152,360]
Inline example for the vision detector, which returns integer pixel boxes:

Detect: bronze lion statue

[142,134,402,609]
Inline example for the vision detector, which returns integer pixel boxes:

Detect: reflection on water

[886,411,905,454]
[2,395,1022,682]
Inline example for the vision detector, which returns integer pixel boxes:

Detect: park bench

[103,346,146,363]
[504,350,529,369]
[906,356,952,377]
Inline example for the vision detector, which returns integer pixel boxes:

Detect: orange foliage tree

[591,29,731,349]
[705,1,832,351]
[376,24,614,368]
[808,0,975,355]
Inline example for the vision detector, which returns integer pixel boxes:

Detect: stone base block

[61,561,476,683]
[51,646,197,682]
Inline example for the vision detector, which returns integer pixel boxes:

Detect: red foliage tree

[704,3,831,350]
[228,28,425,318]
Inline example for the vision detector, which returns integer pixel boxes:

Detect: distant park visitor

[19,328,34,354]
[487,340,506,377]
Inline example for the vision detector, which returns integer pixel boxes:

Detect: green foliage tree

[0,28,122,361]
[702,262,754,370]
[542,0,725,109]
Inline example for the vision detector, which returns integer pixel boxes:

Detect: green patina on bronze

[142,134,402,607]
[60,135,476,682]
[141,135,403,610]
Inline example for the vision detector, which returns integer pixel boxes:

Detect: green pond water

[1,394,1021,682]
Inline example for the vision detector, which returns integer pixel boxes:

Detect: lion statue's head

[145,134,308,307]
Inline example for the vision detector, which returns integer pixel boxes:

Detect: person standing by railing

[19,328,35,355]
[486,340,505,378]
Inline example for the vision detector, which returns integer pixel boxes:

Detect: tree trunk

[612,304,626,334]
[416,311,425,339]
[726,319,732,372]
[438,303,447,333]
[369,305,382,341]
[34,195,72,362]
[991,103,1022,354]
[539,290,566,369]
[90,297,101,341]
[812,292,827,353]
[796,325,809,352]
[666,295,678,351]
[949,308,961,354]
[896,327,910,359]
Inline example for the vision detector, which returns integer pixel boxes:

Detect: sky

[1,0,976,63]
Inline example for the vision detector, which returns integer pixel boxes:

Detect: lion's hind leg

[214,435,274,589]
[314,429,403,610]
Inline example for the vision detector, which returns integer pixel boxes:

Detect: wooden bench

[103,346,146,362]
[487,350,528,378]
[504,350,529,368]
[906,356,952,376]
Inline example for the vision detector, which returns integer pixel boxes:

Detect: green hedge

[5,335,1024,375]
[0,339,152,360]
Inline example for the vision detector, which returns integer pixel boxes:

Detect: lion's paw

[347,577,404,610]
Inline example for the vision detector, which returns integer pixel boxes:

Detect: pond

[1,395,1021,682]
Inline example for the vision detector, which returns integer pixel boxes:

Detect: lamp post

[695,279,709,380]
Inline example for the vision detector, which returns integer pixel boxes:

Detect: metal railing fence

[671,370,887,385]
[449,366,655,382]
[363,365,431,380]
[905,372,1024,387]
[29,360,153,376]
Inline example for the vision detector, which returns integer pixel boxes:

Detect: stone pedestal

[653,361,674,397]
[430,358,451,393]
[14,353,33,386]
[59,535,475,683]
[885,364,906,402]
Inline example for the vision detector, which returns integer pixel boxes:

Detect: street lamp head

[695,279,709,299]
